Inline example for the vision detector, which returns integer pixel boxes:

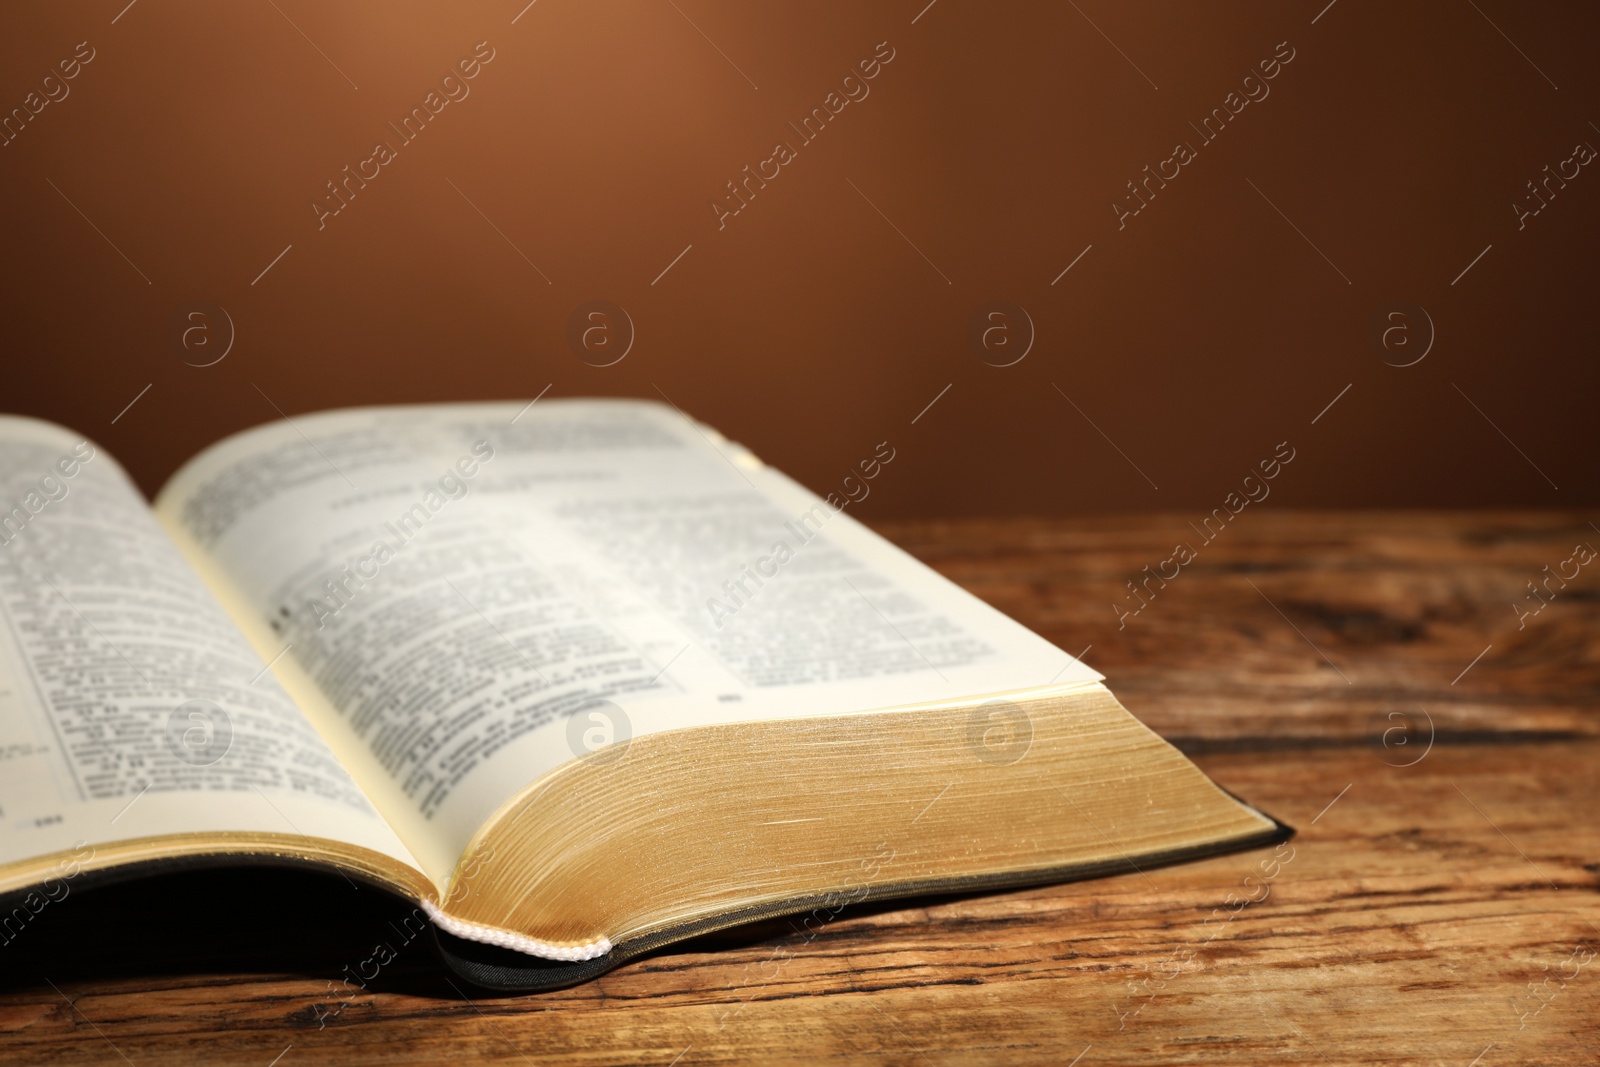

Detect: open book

[0,400,1282,990]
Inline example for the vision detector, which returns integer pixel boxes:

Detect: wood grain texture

[3,511,1596,1066]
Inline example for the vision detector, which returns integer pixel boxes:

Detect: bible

[0,399,1282,990]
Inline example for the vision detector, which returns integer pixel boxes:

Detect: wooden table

[3,512,1596,1065]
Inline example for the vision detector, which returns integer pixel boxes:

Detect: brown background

[0,0,1594,517]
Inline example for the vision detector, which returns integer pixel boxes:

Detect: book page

[0,416,421,876]
[154,400,1099,884]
